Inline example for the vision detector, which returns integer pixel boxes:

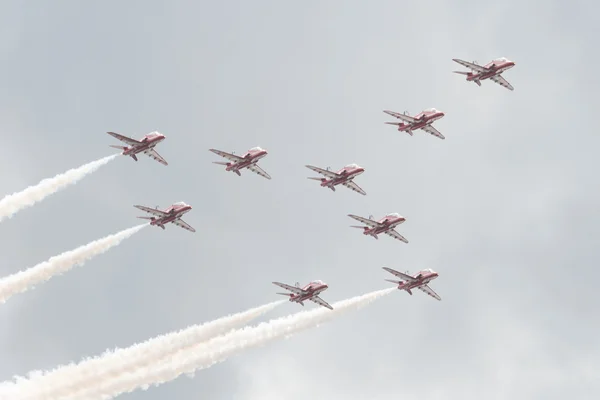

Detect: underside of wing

[107,132,141,145]
[421,125,445,140]
[382,266,416,282]
[305,165,339,179]
[310,295,333,310]
[383,110,417,123]
[418,284,441,301]
[143,149,168,165]
[247,164,272,180]
[171,218,196,232]
[134,205,169,217]
[452,59,487,73]
[348,214,381,228]
[209,149,244,162]
[384,229,409,243]
[272,282,305,295]
[342,180,366,195]
[490,74,514,91]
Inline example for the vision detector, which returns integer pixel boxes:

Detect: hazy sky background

[1,1,598,399]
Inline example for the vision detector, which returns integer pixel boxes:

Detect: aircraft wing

[305,165,339,179]
[107,132,141,145]
[134,205,169,217]
[383,110,417,123]
[417,284,441,301]
[342,180,366,195]
[209,149,244,162]
[382,267,417,282]
[421,125,445,140]
[490,74,514,91]
[452,58,487,73]
[247,164,272,180]
[272,282,306,295]
[310,295,333,310]
[348,214,381,228]
[143,149,168,165]
[383,229,409,243]
[171,218,196,232]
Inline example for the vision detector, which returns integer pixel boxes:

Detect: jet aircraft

[107,131,168,165]
[209,147,271,179]
[306,163,366,195]
[383,108,446,139]
[348,213,408,243]
[382,266,441,301]
[134,202,195,232]
[273,280,333,310]
[452,57,516,91]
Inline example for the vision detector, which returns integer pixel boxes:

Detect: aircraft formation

[108,57,516,308]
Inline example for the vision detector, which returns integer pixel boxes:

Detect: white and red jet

[209,147,271,180]
[305,163,366,195]
[383,108,446,140]
[273,280,333,310]
[383,266,441,301]
[348,213,408,243]
[452,57,516,91]
[134,202,195,232]
[107,131,168,165]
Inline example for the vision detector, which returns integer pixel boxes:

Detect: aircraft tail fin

[212,161,229,166]
[384,122,402,126]
[384,279,401,285]
[307,177,325,181]
[452,70,470,75]
[137,216,155,221]
[350,225,367,229]
[109,145,127,150]
[276,292,292,297]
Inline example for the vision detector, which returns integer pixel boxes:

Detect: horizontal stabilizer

[276,292,292,296]
[137,216,154,220]
[385,122,402,125]
[307,177,324,181]
[453,71,470,75]
[212,161,229,166]
[109,145,127,150]
[350,225,366,229]
[385,279,401,284]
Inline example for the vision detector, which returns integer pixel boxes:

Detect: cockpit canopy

[386,212,401,218]
[345,163,360,169]
[173,201,187,206]
[249,146,264,152]
[311,280,325,285]
[420,268,434,274]
[146,131,162,138]
[494,57,509,63]
[424,108,440,113]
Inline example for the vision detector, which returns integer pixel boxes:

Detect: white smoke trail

[0,154,118,223]
[24,287,394,400]
[9,300,283,400]
[0,224,147,304]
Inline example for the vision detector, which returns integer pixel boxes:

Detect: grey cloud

[0,0,598,399]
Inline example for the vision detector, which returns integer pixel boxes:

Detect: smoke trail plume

[16,288,393,400]
[10,301,283,400]
[0,154,118,223]
[0,224,147,304]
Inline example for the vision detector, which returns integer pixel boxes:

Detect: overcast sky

[0,1,598,399]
